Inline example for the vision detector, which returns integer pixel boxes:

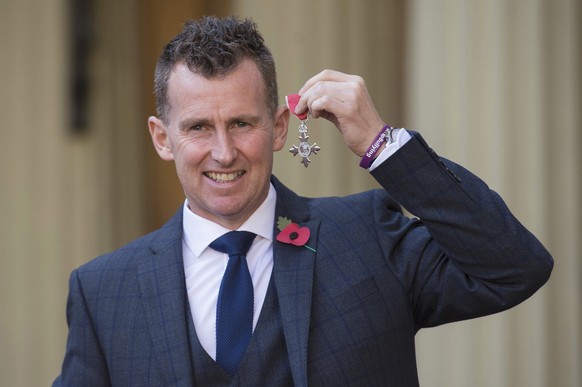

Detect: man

[54,16,553,386]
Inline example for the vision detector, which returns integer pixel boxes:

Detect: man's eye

[236,121,248,128]
[190,125,203,131]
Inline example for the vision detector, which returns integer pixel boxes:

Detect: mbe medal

[286,94,321,167]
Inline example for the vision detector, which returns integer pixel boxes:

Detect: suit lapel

[272,177,319,386]
[137,209,194,386]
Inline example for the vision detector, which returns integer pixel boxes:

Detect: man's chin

[193,201,255,227]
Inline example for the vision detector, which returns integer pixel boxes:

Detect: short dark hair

[153,16,278,123]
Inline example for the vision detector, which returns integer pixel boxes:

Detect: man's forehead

[165,60,271,112]
[170,58,260,81]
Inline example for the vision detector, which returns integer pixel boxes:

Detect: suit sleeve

[370,131,553,330]
[53,270,111,387]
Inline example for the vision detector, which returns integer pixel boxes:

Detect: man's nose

[211,130,237,165]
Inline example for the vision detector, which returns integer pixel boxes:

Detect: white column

[0,0,145,385]
[0,1,70,385]
[407,1,581,386]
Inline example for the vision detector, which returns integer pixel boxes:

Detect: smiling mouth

[204,171,246,183]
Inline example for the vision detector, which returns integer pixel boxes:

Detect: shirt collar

[182,183,277,257]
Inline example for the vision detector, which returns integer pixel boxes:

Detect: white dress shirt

[182,129,410,360]
[182,184,276,360]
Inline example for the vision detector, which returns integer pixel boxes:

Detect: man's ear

[148,116,174,161]
[272,106,290,151]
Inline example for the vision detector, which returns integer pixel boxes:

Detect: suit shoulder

[76,210,182,275]
[76,231,154,274]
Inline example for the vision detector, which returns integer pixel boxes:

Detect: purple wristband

[359,124,394,169]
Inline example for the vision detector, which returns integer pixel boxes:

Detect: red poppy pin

[276,216,316,252]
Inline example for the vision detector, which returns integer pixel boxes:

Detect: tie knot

[209,231,256,257]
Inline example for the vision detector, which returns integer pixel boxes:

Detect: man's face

[149,59,289,229]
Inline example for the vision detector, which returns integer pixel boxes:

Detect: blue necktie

[209,231,256,375]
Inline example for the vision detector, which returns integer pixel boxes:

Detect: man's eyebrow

[226,115,262,125]
[177,114,263,129]
[178,117,211,129]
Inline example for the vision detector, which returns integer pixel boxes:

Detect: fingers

[298,69,355,95]
[301,83,350,121]
[294,70,365,120]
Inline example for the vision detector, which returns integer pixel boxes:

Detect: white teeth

[206,171,244,182]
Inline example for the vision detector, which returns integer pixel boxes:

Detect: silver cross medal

[286,94,321,167]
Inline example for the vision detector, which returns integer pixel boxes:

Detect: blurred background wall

[0,0,579,386]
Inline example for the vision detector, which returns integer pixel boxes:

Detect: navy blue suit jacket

[54,133,552,386]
